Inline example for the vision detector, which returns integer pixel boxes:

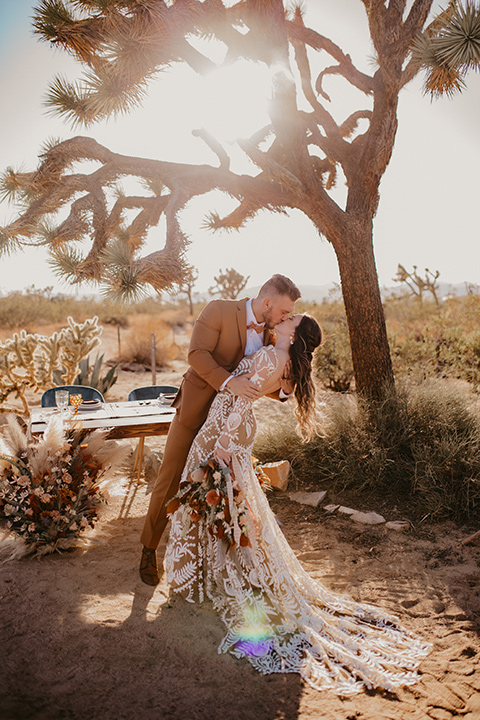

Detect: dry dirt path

[1,439,480,720]
[1,334,480,719]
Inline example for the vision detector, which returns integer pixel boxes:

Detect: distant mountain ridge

[239,281,476,303]
[240,284,335,302]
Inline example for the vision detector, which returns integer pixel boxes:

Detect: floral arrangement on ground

[0,415,129,557]
[167,458,260,549]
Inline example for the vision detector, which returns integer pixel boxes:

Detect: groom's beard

[262,308,277,330]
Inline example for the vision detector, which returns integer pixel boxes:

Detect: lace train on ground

[164,347,430,694]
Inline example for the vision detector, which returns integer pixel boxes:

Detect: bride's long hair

[289,315,322,441]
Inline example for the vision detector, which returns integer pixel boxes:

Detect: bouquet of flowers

[167,458,254,549]
[0,415,128,556]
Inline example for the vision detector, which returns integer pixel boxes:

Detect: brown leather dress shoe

[139,547,159,586]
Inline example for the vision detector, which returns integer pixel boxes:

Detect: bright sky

[0,0,479,297]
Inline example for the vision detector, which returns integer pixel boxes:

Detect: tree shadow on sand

[3,488,480,720]
[0,514,304,720]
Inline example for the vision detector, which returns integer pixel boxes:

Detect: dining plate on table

[79,399,103,411]
[158,393,177,405]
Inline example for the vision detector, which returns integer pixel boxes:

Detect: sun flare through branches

[196,60,273,143]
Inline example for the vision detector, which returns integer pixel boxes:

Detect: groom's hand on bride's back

[227,373,261,401]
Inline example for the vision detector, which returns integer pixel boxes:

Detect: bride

[164,314,430,695]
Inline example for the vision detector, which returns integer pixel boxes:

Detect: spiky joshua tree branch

[1,0,479,396]
[2,0,476,300]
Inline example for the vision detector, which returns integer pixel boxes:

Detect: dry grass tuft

[254,381,480,522]
[119,315,178,368]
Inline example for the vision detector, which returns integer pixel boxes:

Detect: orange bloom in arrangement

[166,458,252,549]
[239,533,251,548]
[29,494,40,514]
[206,489,221,506]
[166,497,181,514]
[58,488,70,503]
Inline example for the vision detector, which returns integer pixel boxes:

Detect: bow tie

[247,321,265,334]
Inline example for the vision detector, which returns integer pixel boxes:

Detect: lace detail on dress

[214,346,276,457]
[164,345,430,694]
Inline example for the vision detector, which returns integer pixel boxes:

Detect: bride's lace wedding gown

[164,345,430,694]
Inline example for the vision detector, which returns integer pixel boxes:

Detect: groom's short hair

[259,274,301,301]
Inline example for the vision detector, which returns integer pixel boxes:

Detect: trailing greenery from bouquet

[251,457,272,492]
[0,316,101,414]
[167,458,253,550]
[0,415,128,555]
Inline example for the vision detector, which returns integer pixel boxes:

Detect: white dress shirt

[244,298,266,356]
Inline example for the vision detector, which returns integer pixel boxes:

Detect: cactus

[56,316,102,384]
[0,317,102,415]
[71,353,118,396]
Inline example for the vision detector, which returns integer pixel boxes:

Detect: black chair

[127,385,179,480]
[41,385,104,408]
[127,385,179,402]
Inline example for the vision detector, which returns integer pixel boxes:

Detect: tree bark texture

[334,220,394,398]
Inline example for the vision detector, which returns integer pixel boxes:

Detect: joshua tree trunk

[334,221,394,398]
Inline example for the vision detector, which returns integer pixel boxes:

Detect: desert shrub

[389,329,436,381]
[308,293,480,393]
[404,382,480,519]
[435,291,480,334]
[0,288,70,328]
[120,316,176,367]
[383,293,440,334]
[0,287,127,330]
[0,287,170,331]
[157,307,192,329]
[390,325,480,388]
[431,327,480,388]
[314,317,354,392]
[254,381,480,521]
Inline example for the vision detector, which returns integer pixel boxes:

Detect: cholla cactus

[35,331,64,388]
[62,316,102,383]
[0,331,40,414]
[0,317,102,415]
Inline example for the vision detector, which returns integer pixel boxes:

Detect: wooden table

[29,400,176,480]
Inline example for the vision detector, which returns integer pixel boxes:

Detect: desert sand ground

[1,323,479,720]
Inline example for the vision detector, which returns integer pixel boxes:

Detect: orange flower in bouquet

[167,458,253,549]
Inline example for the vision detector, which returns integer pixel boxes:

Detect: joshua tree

[1,1,479,398]
[394,263,441,304]
[209,268,250,300]
[176,263,199,315]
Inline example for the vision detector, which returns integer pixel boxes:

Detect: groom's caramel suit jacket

[141,297,276,549]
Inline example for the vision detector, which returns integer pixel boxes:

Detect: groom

[139,273,301,585]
